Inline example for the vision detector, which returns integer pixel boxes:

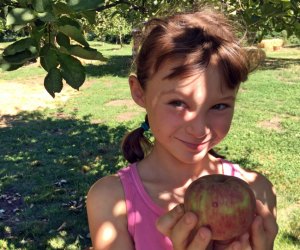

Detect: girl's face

[131,59,238,164]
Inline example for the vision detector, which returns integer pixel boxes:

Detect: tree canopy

[0,0,299,97]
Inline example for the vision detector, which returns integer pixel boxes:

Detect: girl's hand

[156,204,213,250]
[156,200,277,250]
[250,200,278,250]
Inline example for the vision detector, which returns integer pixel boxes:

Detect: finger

[171,212,198,249]
[226,242,241,250]
[187,227,212,250]
[256,200,278,237]
[214,233,251,250]
[251,215,267,250]
[239,233,252,250]
[156,204,184,237]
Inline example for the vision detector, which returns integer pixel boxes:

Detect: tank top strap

[117,164,136,236]
[117,163,165,238]
[220,158,242,178]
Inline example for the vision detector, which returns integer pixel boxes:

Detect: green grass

[0,43,299,249]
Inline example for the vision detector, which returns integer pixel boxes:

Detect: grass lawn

[0,42,299,249]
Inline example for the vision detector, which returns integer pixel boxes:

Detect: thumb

[156,204,184,237]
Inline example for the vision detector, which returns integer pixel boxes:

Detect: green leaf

[58,46,71,55]
[37,12,56,22]
[69,45,106,61]
[3,50,36,65]
[56,32,71,48]
[40,44,59,72]
[58,54,85,90]
[67,0,105,12]
[31,23,47,42]
[32,0,52,13]
[58,24,89,47]
[261,3,279,16]
[13,24,28,32]
[44,68,63,98]
[0,56,24,71]
[6,8,36,26]
[58,16,81,29]
[53,2,73,15]
[3,38,36,56]
[295,22,300,38]
[57,16,89,47]
[18,0,30,8]
[81,10,97,25]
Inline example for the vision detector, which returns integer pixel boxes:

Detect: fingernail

[184,213,194,224]
[242,233,249,241]
[199,228,210,240]
[175,204,184,214]
[232,242,241,250]
[233,245,239,250]
[199,230,207,240]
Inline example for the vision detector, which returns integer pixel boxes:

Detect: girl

[87,9,278,250]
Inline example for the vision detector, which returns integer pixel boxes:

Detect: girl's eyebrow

[219,95,236,101]
[160,88,178,96]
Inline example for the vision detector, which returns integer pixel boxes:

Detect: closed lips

[176,138,212,150]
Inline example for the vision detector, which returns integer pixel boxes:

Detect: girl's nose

[185,114,210,138]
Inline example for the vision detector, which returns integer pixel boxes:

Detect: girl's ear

[129,75,146,108]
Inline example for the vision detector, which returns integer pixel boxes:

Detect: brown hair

[122,9,250,163]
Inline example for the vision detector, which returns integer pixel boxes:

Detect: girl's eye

[211,103,229,111]
[168,100,187,109]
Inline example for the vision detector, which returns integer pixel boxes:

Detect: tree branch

[0,2,20,9]
[95,0,146,14]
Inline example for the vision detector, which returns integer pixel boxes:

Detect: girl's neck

[138,145,221,189]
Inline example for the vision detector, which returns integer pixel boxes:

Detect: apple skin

[184,174,256,241]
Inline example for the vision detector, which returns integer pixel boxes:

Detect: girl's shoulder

[87,174,134,248]
[87,174,127,221]
[234,165,277,217]
[87,174,124,203]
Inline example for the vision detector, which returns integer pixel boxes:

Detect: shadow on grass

[281,232,300,246]
[260,57,300,70]
[85,55,133,78]
[0,111,129,249]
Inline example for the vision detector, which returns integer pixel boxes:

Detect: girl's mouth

[177,138,212,152]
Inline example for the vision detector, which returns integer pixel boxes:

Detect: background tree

[83,7,132,47]
[0,0,299,97]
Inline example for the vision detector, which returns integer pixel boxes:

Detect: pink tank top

[117,159,241,250]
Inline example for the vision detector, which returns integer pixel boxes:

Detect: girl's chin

[175,150,210,164]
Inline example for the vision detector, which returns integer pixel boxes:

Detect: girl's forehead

[149,58,221,86]
[152,56,220,78]
[146,59,237,97]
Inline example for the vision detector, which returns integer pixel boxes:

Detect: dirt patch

[258,116,283,131]
[116,111,141,122]
[0,75,98,127]
[104,99,136,107]
[0,74,141,125]
[0,80,78,116]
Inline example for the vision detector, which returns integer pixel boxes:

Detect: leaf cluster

[0,0,107,97]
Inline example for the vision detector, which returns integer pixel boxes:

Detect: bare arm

[240,168,277,218]
[239,168,278,249]
[86,175,134,250]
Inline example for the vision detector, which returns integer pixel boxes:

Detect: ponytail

[122,115,152,163]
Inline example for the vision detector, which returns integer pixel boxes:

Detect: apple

[184,174,256,241]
